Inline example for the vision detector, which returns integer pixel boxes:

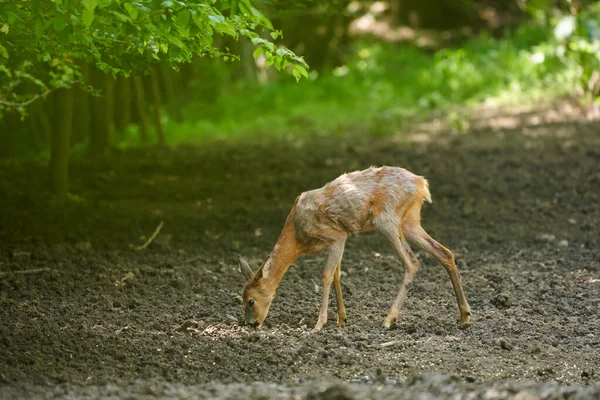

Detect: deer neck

[263,219,303,292]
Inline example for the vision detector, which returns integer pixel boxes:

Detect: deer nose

[247,321,259,328]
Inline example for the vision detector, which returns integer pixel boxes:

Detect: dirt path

[1,104,599,399]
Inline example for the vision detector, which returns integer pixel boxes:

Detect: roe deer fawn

[238,166,471,330]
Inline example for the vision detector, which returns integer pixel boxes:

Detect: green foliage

[153,26,583,144]
[141,2,600,145]
[513,2,600,101]
[545,4,600,99]
[0,0,309,119]
[144,11,600,147]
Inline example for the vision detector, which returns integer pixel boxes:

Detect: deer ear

[259,255,272,279]
[238,256,254,280]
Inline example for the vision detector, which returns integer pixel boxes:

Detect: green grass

[124,25,583,147]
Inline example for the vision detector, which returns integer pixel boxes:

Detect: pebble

[499,338,513,351]
[307,384,354,400]
[492,292,512,309]
[75,242,92,251]
[484,388,501,399]
[513,390,540,400]
[11,251,31,259]
[538,234,555,242]
[122,272,135,283]
[557,240,569,248]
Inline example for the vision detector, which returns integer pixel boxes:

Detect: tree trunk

[38,110,52,147]
[132,75,150,143]
[27,99,48,154]
[49,88,74,199]
[116,75,132,135]
[103,73,116,150]
[390,0,402,26]
[104,74,116,145]
[149,67,165,146]
[89,71,116,154]
[159,64,181,121]
[72,62,91,146]
[238,37,256,81]
[28,113,41,155]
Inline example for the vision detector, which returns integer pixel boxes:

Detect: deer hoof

[459,316,471,328]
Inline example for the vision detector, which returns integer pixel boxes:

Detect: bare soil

[1,104,599,399]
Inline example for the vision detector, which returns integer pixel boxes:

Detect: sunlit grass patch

[129,32,580,148]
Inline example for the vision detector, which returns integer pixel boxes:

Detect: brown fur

[239,166,471,330]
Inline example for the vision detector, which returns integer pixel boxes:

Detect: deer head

[238,255,274,328]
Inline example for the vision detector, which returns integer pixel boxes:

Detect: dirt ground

[1,102,599,399]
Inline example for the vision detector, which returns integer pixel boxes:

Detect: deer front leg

[333,261,346,324]
[315,241,345,331]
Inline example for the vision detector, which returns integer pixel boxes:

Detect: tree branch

[0,84,70,108]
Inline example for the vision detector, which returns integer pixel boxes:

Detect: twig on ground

[226,314,239,323]
[134,221,164,251]
[175,320,199,332]
[115,325,130,334]
[0,267,50,277]
[379,340,399,348]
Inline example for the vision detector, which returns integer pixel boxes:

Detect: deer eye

[248,299,255,307]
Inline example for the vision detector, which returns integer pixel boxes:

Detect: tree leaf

[208,15,224,24]
[124,3,139,20]
[292,64,309,82]
[0,43,8,59]
[252,46,263,60]
[177,9,190,29]
[0,65,12,77]
[209,15,236,37]
[166,34,185,49]
[34,19,44,38]
[249,6,273,29]
[110,11,132,23]
[82,0,97,27]
[53,16,67,31]
[274,56,283,71]
[198,30,213,47]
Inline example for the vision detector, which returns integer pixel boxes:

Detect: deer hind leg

[381,226,419,329]
[333,261,346,324]
[402,204,472,326]
[314,239,346,331]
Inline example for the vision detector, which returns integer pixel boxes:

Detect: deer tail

[421,178,432,204]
